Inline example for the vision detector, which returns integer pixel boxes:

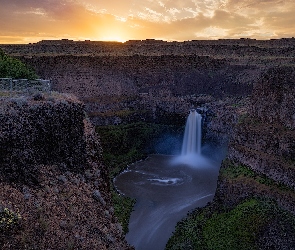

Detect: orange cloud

[0,0,294,43]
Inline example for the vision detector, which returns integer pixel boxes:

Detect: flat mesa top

[1,38,295,57]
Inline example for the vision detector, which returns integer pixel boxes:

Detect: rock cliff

[0,93,132,249]
[228,66,295,189]
[214,66,295,241]
[2,40,295,248]
[0,93,86,183]
[1,40,270,125]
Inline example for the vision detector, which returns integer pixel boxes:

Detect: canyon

[3,38,294,126]
[1,39,295,249]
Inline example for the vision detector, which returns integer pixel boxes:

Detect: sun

[96,24,130,42]
[100,35,127,43]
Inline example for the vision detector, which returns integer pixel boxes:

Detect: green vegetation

[0,206,21,232]
[237,113,265,126]
[0,49,38,79]
[96,122,181,178]
[237,113,249,124]
[111,192,135,234]
[220,160,292,192]
[96,122,181,233]
[203,199,269,250]
[166,198,295,250]
[94,109,136,118]
[220,161,256,179]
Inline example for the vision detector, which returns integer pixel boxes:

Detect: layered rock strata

[228,66,295,189]
[0,93,132,249]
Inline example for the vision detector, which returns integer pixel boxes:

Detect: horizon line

[1,37,295,45]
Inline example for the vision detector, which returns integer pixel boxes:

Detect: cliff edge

[0,92,132,249]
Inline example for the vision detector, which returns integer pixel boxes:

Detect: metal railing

[0,78,51,97]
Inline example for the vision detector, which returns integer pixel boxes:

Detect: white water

[172,109,205,167]
[181,109,202,156]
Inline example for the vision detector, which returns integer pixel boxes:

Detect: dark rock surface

[228,66,295,189]
[1,40,295,248]
[0,94,86,183]
[1,40,274,125]
[0,93,132,249]
[251,66,295,129]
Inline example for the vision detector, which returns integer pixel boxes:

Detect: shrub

[0,49,38,79]
[203,199,269,250]
[0,205,21,231]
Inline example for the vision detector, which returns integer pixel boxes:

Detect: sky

[0,0,294,43]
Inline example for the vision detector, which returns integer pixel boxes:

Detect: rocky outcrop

[5,39,295,126]
[251,66,295,129]
[0,93,87,183]
[2,38,295,126]
[166,66,295,249]
[20,54,254,98]
[227,66,295,189]
[0,93,132,249]
[202,97,248,145]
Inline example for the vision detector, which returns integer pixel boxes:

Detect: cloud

[0,0,294,43]
[117,10,244,40]
[0,0,126,40]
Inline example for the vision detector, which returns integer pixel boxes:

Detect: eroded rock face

[251,66,295,129]
[228,66,295,189]
[18,55,255,125]
[0,93,132,249]
[202,97,247,145]
[206,67,295,246]
[0,94,87,183]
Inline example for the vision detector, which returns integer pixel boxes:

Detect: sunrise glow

[0,0,294,43]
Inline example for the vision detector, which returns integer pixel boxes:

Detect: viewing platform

[0,78,51,98]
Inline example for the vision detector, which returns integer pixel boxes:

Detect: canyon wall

[2,40,272,125]
[20,54,255,97]
[1,40,295,248]
[0,93,131,249]
[206,66,295,231]
[228,66,295,189]
[166,66,295,250]
[19,54,257,125]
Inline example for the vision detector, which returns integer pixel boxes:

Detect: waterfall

[181,109,202,156]
[171,109,207,167]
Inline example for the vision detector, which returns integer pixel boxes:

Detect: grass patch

[0,91,11,97]
[166,198,295,250]
[220,160,292,192]
[237,114,262,126]
[203,199,269,250]
[82,94,138,105]
[88,109,137,118]
[111,192,135,233]
[96,122,181,178]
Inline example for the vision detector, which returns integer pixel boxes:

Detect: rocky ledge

[0,93,132,249]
